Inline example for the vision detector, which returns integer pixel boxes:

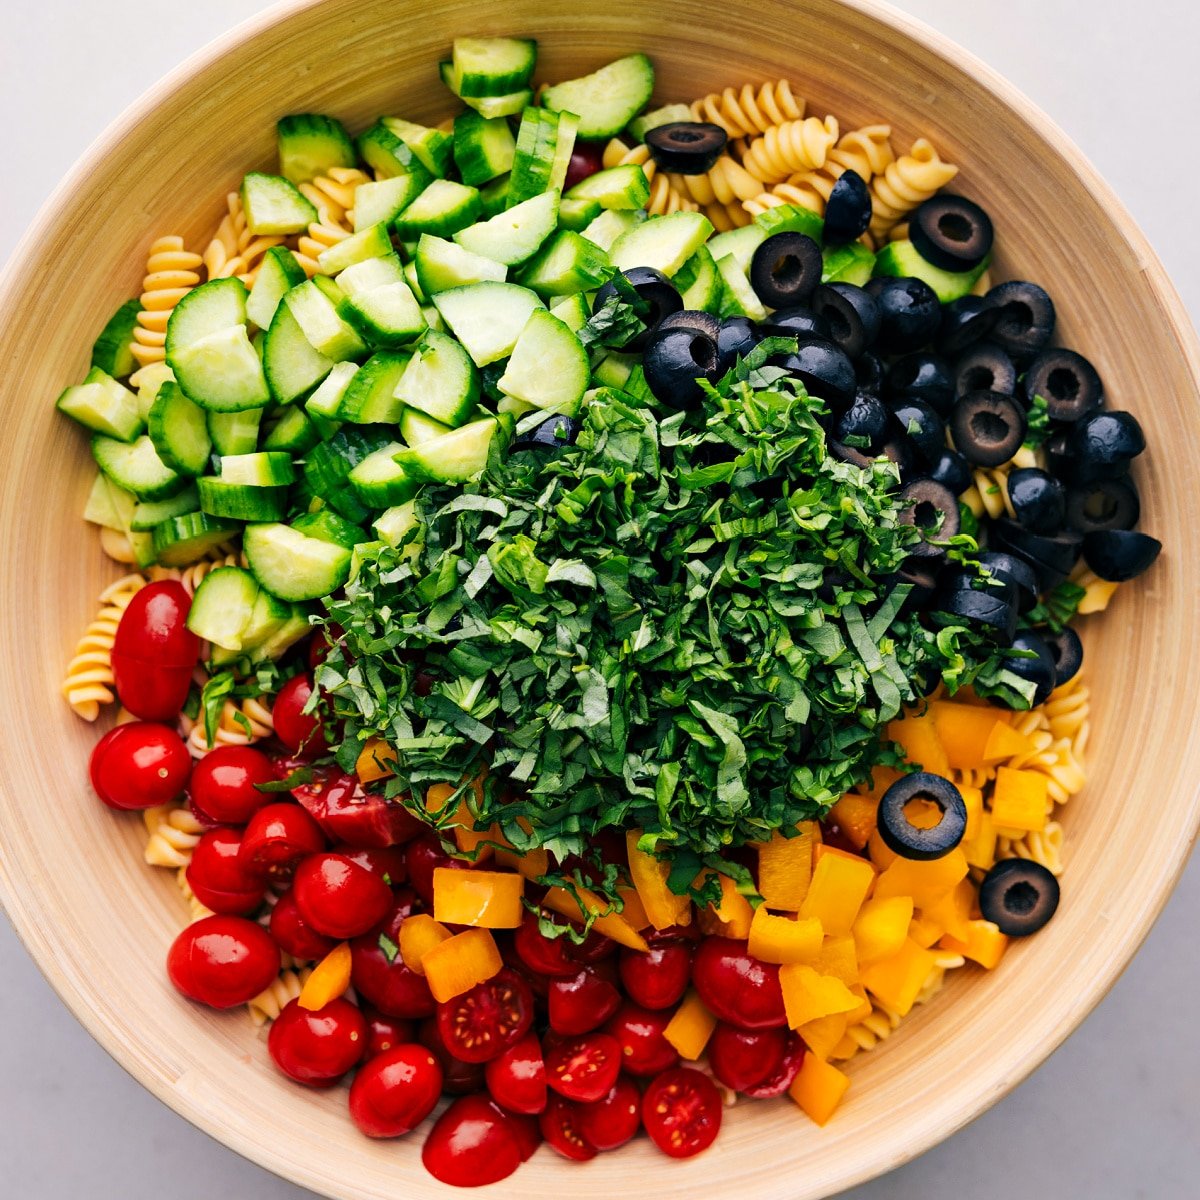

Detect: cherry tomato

[512,910,579,978]
[296,771,425,849]
[89,722,191,811]
[691,937,787,1030]
[539,1094,597,1162]
[268,997,366,1087]
[362,1010,415,1061]
[185,828,267,915]
[564,924,618,965]
[272,673,328,758]
[167,915,280,1008]
[619,942,692,1010]
[239,803,326,878]
[293,852,393,939]
[741,1032,805,1099]
[548,966,621,1035]
[577,1076,642,1152]
[348,1043,443,1137]
[642,1066,723,1159]
[333,844,408,886]
[405,832,469,907]
[604,1002,680,1076]
[110,581,200,720]
[484,1032,546,1115]
[508,1112,542,1161]
[307,622,344,673]
[422,1095,523,1187]
[419,1017,485,1094]
[189,745,276,825]
[707,1023,786,1093]
[351,891,436,1019]
[268,888,338,962]
[498,940,551,1002]
[545,1032,622,1103]
[563,141,607,191]
[437,968,534,1064]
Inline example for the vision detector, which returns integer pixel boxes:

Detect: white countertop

[2,2,1196,1195]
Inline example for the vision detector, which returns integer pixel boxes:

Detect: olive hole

[826,308,852,342]
[970,410,1009,443]
[1004,880,1040,915]
[1046,367,1079,400]
[771,254,803,291]
[937,213,973,243]
[689,336,717,371]
[1083,488,1118,521]
[961,366,995,391]
[1003,301,1033,333]
[672,130,703,145]
[903,795,945,830]
[912,501,941,530]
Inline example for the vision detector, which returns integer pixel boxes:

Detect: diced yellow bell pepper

[789,1053,851,1126]
[812,934,859,987]
[827,792,878,850]
[298,942,352,1010]
[399,914,451,976]
[990,767,1049,832]
[866,764,904,795]
[908,915,944,948]
[797,1012,849,1061]
[799,849,876,936]
[843,984,873,1026]
[921,877,974,943]
[887,710,951,776]
[663,990,717,1060]
[542,885,650,951]
[1077,577,1119,613]
[425,781,458,815]
[779,964,861,1029]
[961,785,984,842]
[626,830,692,929]
[983,720,1035,762]
[355,737,396,783]
[617,884,652,931]
[930,701,1010,769]
[493,845,551,879]
[433,868,525,929]
[858,938,936,1016]
[941,918,1008,969]
[697,873,753,939]
[874,848,968,908]
[868,828,898,871]
[853,895,913,963]
[963,811,998,871]
[747,907,823,964]
[756,822,818,910]
[422,928,502,1003]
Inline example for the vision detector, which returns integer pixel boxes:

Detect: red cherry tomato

[293,852,393,939]
[185,828,268,915]
[239,803,326,878]
[508,1112,542,1161]
[189,745,276,825]
[404,832,469,907]
[564,924,617,965]
[539,1094,597,1162]
[351,891,436,1019]
[268,997,367,1087]
[577,1076,642,1152]
[348,1043,443,1137]
[741,1032,805,1099]
[272,674,328,758]
[295,771,424,849]
[419,1017,485,1094]
[545,1032,622,1103]
[548,966,621,1035]
[707,1023,786,1093]
[167,915,280,1009]
[619,942,692,1009]
[484,1032,546,1115]
[692,937,787,1030]
[604,1002,680,1076]
[333,844,408,886]
[437,968,534,1064]
[642,1066,723,1159]
[563,141,606,191]
[512,910,579,978]
[422,1095,523,1187]
[362,1009,415,1061]
[110,581,200,720]
[307,622,344,672]
[268,888,338,962]
[89,722,191,811]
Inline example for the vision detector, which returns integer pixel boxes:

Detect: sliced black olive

[891,399,945,465]
[950,391,1027,467]
[780,336,856,406]
[976,549,1039,613]
[925,448,973,496]
[593,267,682,352]
[978,858,1059,936]
[986,280,1056,364]
[1061,410,1146,485]
[878,773,967,860]
[886,352,955,417]
[760,304,830,341]
[750,233,824,309]
[1044,428,1072,480]
[810,282,880,358]
[828,440,874,469]
[1065,477,1140,534]
[878,436,916,481]
[937,579,1018,641]
[1043,626,1083,687]
[865,276,941,355]
[954,341,1017,398]
[1081,529,1162,582]
[643,326,721,409]
[899,479,959,557]
[989,519,1083,590]
[1021,348,1103,423]
[855,350,885,393]
[655,309,721,341]
[509,413,581,453]
[1007,467,1066,536]
[644,121,728,174]
[910,194,994,271]
[835,391,889,449]
[716,316,760,373]
[937,295,1000,358]
[823,169,873,246]
[1006,630,1058,705]
[892,561,941,609]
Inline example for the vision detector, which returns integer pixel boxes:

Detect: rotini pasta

[202,191,285,287]
[754,126,895,219]
[61,574,146,721]
[142,802,207,869]
[827,124,896,183]
[690,80,806,140]
[247,967,313,1027]
[149,547,246,594]
[601,140,697,216]
[179,694,275,757]
[740,115,840,185]
[298,166,371,229]
[868,137,959,241]
[177,866,214,923]
[129,236,204,369]
[666,156,765,208]
[998,820,1066,876]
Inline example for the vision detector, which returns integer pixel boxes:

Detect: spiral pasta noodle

[667,156,765,207]
[601,141,697,216]
[247,967,313,1027]
[740,116,839,186]
[177,867,215,922]
[827,125,896,183]
[1042,677,1090,758]
[833,1001,902,1058]
[129,236,204,369]
[61,574,146,721]
[690,80,806,140]
[868,138,959,241]
[203,192,285,287]
[179,694,275,757]
[1071,566,1120,615]
[149,547,246,595]
[998,820,1066,877]
[298,166,371,229]
[143,802,207,869]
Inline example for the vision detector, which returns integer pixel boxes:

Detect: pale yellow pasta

[129,236,204,368]
[827,124,896,182]
[61,574,146,721]
[177,867,214,923]
[97,527,139,565]
[998,820,1066,877]
[832,1002,902,1059]
[951,764,996,791]
[741,115,840,185]
[601,141,697,215]
[667,156,764,207]
[298,166,371,228]
[247,967,313,1027]
[691,80,806,140]
[702,201,754,232]
[1072,566,1120,614]
[202,191,284,288]
[149,548,245,594]
[180,695,275,757]
[759,125,895,219]
[868,138,959,241]
[1042,677,1090,758]
[143,802,207,869]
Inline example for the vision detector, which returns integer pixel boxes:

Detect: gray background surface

[1,2,1196,1195]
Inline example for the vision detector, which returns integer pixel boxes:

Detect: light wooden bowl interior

[1,0,1198,1196]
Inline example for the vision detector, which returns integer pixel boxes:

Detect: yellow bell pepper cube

[859,937,936,1016]
[797,1012,850,1061]
[493,845,551,880]
[990,767,1049,832]
[799,849,876,935]
[617,884,652,931]
[298,942,352,1011]
[868,828,899,871]
[422,928,502,1003]
[697,873,754,940]
[844,984,873,1026]
[827,792,878,850]
[853,895,913,963]
[963,811,999,871]
[812,934,859,987]
[747,907,823,964]
[921,877,974,943]
[960,785,984,842]
[663,990,717,1060]
[433,868,525,929]
[399,914,452,976]
[941,918,1008,969]
[542,885,649,951]
[789,1053,851,1126]
[756,822,817,910]
[355,737,396,783]
[626,830,692,929]
[779,963,861,1030]
[983,720,1035,762]
[874,848,968,908]
[930,701,1011,769]
[887,710,951,776]
[908,915,944,948]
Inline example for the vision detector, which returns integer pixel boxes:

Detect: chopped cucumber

[263,300,334,403]
[516,231,613,297]
[244,522,355,602]
[395,329,480,427]
[148,381,212,475]
[252,608,313,662]
[316,222,393,275]
[347,443,421,507]
[754,203,824,243]
[208,408,262,456]
[405,260,426,302]
[394,180,481,238]
[822,242,876,286]
[336,254,426,348]
[262,405,321,453]
[873,240,991,303]
[457,85,532,120]
[92,434,184,501]
[83,474,134,531]
[355,120,434,189]
[675,246,723,313]
[498,310,589,415]
[57,367,143,442]
[628,102,694,142]
[609,211,714,277]
[400,409,452,446]
[198,477,289,521]
[131,485,201,532]
[134,362,175,421]
[305,361,358,428]
[337,351,410,423]
[558,196,603,232]
[292,510,366,550]
[151,511,240,566]
[565,164,651,211]
[240,172,318,236]
[708,224,768,274]
[187,566,261,650]
[247,246,307,331]
[170,324,271,412]
[716,253,768,321]
[541,54,655,140]
[353,175,424,232]
[452,37,537,97]
[286,279,367,360]
[591,351,637,388]
[432,282,545,366]
[479,174,511,217]
[277,114,355,184]
[581,209,646,252]
[453,112,516,187]
[232,587,293,656]
[374,499,423,557]
[304,425,397,501]
[508,108,577,207]
[549,292,591,332]
[90,299,140,379]
[220,451,296,486]
[380,117,454,178]
[166,277,247,351]
[394,416,502,483]
[454,190,559,267]
[414,234,507,296]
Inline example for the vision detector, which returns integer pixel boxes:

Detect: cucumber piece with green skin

[507,109,576,208]
[394,329,481,427]
[628,102,694,143]
[186,566,261,650]
[715,253,768,321]
[337,351,410,423]
[286,279,367,361]
[548,112,580,196]
[347,443,421,507]
[227,586,292,658]
[516,231,613,297]
[92,434,185,501]
[872,240,991,303]
[405,261,426,302]
[399,408,452,446]
[708,224,767,275]
[355,121,434,189]
[131,485,201,531]
[432,282,545,366]
[304,424,396,501]
[452,37,537,97]
[821,242,876,287]
[453,112,516,187]
[454,191,559,267]
[148,381,212,475]
[381,117,453,179]
[316,222,393,276]
[220,451,296,486]
[151,511,240,566]
[134,362,174,421]
[247,246,307,331]
[336,255,427,348]
[244,522,356,602]
[263,405,321,453]
[498,310,589,415]
[394,180,481,239]
[208,408,262,456]
[496,394,537,420]
[610,211,715,277]
[541,53,655,140]
[90,299,140,379]
[590,352,637,388]
[581,209,646,252]
[374,499,423,557]
[479,174,511,218]
[415,234,507,296]
[57,367,143,442]
[753,203,824,244]
[170,325,271,413]
[83,473,134,531]
[277,114,355,185]
[292,509,367,550]
[674,246,723,313]
[394,416,502,483]
[558,196,603,232]
[353,176,424,233]
[263,300,335,403]
[252,608,313,661]
[421,304,445,334]
[240,172,319,236]
[304,360,357,428]
[565,164,651,211]
[198,477,289,522]
[549,292,591,332]
[166,277,247,351]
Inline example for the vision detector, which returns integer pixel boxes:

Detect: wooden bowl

[1,1,1197,1196]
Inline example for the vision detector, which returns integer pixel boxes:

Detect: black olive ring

[877,772,968,861]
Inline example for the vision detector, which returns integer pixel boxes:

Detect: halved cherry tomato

[293,852,393,939]
[405,832,469,907]
[418,1017,485,1094]
[185,828,267,915]
[604,1002,680,1077]
[422,1095,523,1187]
[642,1067,723,1159]
[741,1032,805,1099]
[508,1112,542,1161]
[512,910,579,978]
[548,966,621,1035]
[167,915,280,1009]
[238,803,326,878]
[691,937,787,1030]
[268,996,366,1087]
[577,1076,642,1152]
[296,771,424,849]
[110,581,200,720]
[349,1043,443,1137]
[89,722,191,811]
[333,844,408,886]
[268,888,338,962]
[545,1032,622,1103]
[436,967,534,1064]
[272,673,329,758]
[362,1010,415,1061]
[619,942,692,1009]
[564,924,618,965]
[484,1031,546,1115]
[707,1023,786,1093]
[350,891,436,1019]
[189,745,276,825]
[539,1094,597,1162]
